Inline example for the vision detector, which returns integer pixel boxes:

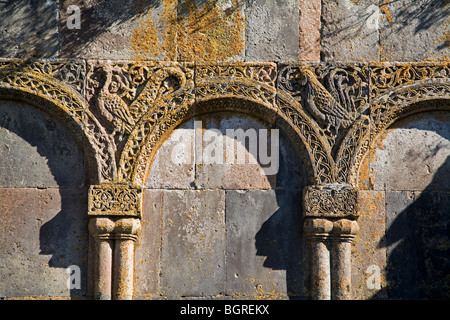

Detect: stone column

[304,218,333,300]
[330,219,359,300]
[112,218,141,300]
[88,185,143,300]
[88,217,115,300]
[303,184,359,300]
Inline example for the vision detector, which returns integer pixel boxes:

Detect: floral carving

[88,184,143,217]
[303,184,358,218]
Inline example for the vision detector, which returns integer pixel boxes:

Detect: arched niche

[352,105,450,299]
[0,99,88,299]
[133,98,312,299]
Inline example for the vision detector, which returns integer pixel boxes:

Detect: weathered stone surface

[379,0,449,61]
[364,111,450,299]
[225,189,304,298]
[134,189,163,298]
[60,0,140,59]
[299,0,321,61]
[0,0,59,58]
[0,188,88,298]
[160,190,226,297]
[382,191,450,299]
[145,121,195,189]
[146,113,308,190]
[370,112,450,191]
[0,100,85,188]
[352,190,386,299]
[321,0,380,62]
[245,0,299,61]
[194,114,277,189]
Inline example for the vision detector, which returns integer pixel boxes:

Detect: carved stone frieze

[195,62,278,87]
[1,59,448,188]
[88,184,143,218]
[369,62,450,101]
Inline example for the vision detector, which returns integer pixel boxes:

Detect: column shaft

[310,239,331,300]
[113,238,136,300]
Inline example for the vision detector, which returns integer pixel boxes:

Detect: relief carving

[88,184,143,218]
[303,184,359,219]
[279,65,367,145]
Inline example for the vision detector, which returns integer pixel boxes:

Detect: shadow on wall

[375,156,450,299]
[372,114,450,299]
[0,101,88,298]
[61,0,157,56]
[254,189,306,299]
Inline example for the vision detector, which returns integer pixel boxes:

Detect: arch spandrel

[117,73,332,187]
[0,61,116,184]
[339,79,450,187]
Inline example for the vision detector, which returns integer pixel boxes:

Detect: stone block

[0,0,59,58]
[146,113,308,190]
[225,189,304,298]
[145,120,195,189]
[0,100,85,188]
[60,0,142,59]
[370,112,450,192]
[321,0,380,62]
[160,190,226,297]
[352,190,386,299]
[194,114,277,189]
[379,0,449,61]
[299,0,321,61]
[0,187,88,298]
[134,189,163,298]
[245,0,299,62]
[384,191,450,298]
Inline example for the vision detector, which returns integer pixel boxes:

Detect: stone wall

[0,0,449,300]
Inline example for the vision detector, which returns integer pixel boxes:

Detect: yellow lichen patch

[379,0,394,30]
[130,0,245,62]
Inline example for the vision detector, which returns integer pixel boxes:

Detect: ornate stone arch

[0,61,116,184]
[117,71,332,187]
[337,78,450,187]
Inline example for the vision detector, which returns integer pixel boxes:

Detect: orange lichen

[379,0,394,30]
[130,0,245,62]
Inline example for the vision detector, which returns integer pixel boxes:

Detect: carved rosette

[88,185,143,218]
[303,184,358,219]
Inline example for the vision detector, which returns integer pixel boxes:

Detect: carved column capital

[88,216,141,241]
[88,217,116,240]
[330,219,359,243]
[303,184,358,219]
[304,218,334,241]
[88,184,143,218]
[113,218,142,241]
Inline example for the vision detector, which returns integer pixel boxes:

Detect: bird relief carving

[281,66,358,143]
